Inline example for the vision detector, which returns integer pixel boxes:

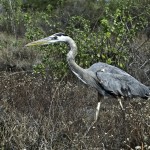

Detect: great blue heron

[26,33,150,133]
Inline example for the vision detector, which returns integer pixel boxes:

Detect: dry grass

[0,71,150,150]
[127,35,150,85]
[0,32,42,72]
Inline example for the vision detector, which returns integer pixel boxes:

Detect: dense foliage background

[0,0,150,78]
[0,0,150,149]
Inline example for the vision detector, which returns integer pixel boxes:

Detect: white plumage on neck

[66,37,86,83]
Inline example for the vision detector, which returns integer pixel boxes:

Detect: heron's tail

[148,86,150,99]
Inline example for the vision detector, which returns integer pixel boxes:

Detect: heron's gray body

[69,61,150,99]
[89,62,149,98]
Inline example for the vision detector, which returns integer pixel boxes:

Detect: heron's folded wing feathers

[96,72,150,98]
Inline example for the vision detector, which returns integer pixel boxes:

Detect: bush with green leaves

[0,0,24,36]
[1,0,149,79]
[32,6,148,78]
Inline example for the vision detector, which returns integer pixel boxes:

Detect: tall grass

[0,71,150,149]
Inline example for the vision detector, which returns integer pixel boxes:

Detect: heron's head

[25,33,68,46]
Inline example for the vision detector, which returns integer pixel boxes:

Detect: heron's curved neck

[66,38,84,76]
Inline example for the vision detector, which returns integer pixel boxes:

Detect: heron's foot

[83,120,96,137]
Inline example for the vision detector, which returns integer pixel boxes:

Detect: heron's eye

[53,36,57,40]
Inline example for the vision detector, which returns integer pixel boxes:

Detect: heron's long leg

[95,101,101,121]
[118,98,126,142]
[118,98,125,111]
[83,93,102,137]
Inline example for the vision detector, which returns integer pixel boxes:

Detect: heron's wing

[96,71,150,98]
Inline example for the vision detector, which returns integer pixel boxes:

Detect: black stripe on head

[55,32,68,36]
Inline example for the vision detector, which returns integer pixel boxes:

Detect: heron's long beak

[25,37,51,47]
